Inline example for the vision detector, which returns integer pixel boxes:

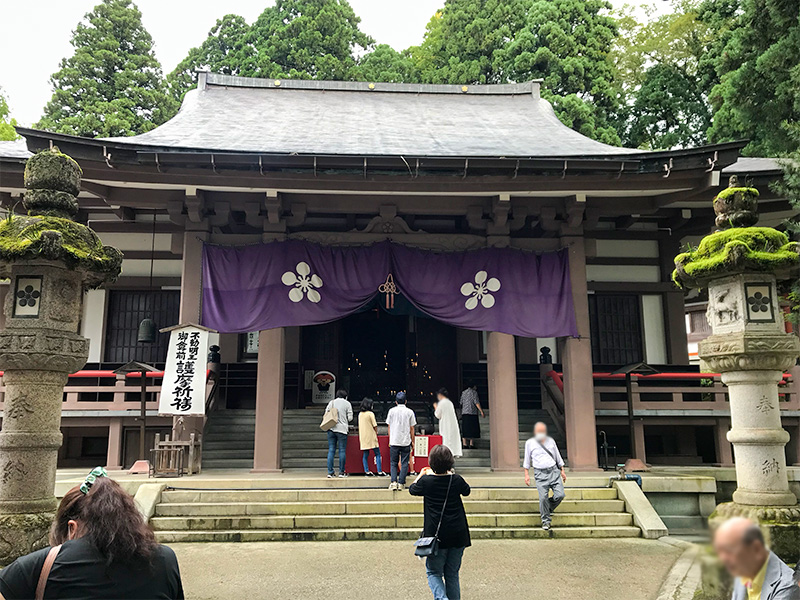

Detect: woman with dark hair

[0,467,184,600]
[434,388,462,458]
[358,397,386,476]
[459,382,484,449]
[409,445,471,600]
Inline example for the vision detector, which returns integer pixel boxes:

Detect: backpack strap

[35,544,62,600]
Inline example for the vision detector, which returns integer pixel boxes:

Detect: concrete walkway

[172,538,682,600]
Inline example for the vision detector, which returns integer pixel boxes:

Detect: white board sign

[158,326,210,416]
[312,371,336,404]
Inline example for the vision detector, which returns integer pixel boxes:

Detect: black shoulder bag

[414,474,453,557]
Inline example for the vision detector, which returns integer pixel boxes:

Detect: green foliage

[0,88,19,141]
[410,0,527,85]
[707,0,800,155]
[407,0,621,144]
[502,0,621,144]
[356,45,419,83]
[673,227,799,289]
[612,1,718,149]
[167,14,251,100]
[238,0,373,80]
[36,0,178,138]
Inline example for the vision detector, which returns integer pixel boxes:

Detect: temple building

[0,73,797,472]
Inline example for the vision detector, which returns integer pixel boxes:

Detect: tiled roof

[103,73,641,158]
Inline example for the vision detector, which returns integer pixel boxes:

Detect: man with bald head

[523,422,566,531]
[713,517,799,600]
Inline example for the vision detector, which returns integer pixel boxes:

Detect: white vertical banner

[158,325,211,416]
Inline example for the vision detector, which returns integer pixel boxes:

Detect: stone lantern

[0,148,121,565]
[674,176,800,557]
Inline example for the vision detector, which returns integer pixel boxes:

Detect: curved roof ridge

[204,72,543,96]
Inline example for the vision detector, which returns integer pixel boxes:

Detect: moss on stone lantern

[0,147,122,565]
[673,175,800,560]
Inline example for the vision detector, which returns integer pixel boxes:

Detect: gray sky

[1,0,656,127]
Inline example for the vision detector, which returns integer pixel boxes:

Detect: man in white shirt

[386,391,416,491]
[325,389,353,478]
[523,422,566,531]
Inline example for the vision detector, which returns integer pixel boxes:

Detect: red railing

[0,370,164,413]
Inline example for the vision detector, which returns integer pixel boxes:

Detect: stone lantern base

[710,503,800,562]
[0,513,55,566]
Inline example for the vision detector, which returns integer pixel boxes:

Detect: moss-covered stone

[713,185,759,229]
[0,214,123,287]
[0,512,53,566]
[673,227,799,289]
[23,147,81,197]
[23,189,80,219]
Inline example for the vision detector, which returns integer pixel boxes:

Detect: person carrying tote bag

[409,445,472,600]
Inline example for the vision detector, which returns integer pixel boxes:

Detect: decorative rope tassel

[378,274,398,310]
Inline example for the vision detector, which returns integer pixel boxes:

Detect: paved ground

[172,538,682,600]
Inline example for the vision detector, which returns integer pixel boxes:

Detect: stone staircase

[151,477,640,542]
[202,410,255,470]
[202,407,567,470]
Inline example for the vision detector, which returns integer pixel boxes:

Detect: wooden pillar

[487,332,520,471]
[659,239,689,364]
[561,236,599,470]
[632,420,647,463]
[105,418,123,470]
[175,228,208,441]
[715,418,734,467]
[253,328,285,472]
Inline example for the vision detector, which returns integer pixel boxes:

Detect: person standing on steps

[523,421,566,531]
[434,388,462,459]
[409,445,471,600]
[459,381,484,449]
[359,397,386,476]
[386,391,416,491]
[326,389,353,478]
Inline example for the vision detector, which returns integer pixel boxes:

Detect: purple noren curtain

[201,240,578,338]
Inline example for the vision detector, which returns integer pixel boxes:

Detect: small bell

[137,318,156,343]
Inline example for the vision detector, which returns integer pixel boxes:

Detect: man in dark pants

[523,422,566,531]
[386,391,416,491]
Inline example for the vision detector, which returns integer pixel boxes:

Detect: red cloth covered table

[346,434,443,474]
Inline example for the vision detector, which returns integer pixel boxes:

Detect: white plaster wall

[586,265,661,283]
[536,337,558,363]
[119,259,184,277]
[96,232,173,252]
[81,289,106,363]
[642,294,667,364]
[595,239,659,258]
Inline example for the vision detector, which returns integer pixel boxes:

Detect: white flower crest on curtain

[460,270,501,310]
[281,261,323,303]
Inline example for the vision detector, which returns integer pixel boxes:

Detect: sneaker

[327,474,335,479]
[389,482,398,491]
[377,471,388,477]
[542,523,551,531]
[365,471,375,477]
[397,483,405,491]
[338,473,349,478]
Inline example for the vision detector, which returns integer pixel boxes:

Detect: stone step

[159,487,619,504]
[154,525,641,543]
[203,440,255,451]
[281,458,492,469]
[150,511,633,531]
[201,459,256,469]
[155,500,626,518]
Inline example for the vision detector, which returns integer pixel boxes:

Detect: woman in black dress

[0,467,184,600]
[409,445,471,600]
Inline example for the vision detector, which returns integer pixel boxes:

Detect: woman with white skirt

[434,387,463,458]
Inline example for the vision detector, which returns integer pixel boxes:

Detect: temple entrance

[301,299,458,412]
